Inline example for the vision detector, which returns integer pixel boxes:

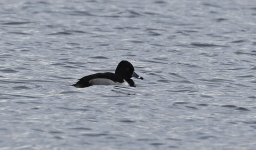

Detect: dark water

[1,0,256,149]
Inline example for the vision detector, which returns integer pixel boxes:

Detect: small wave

[231,40,246,43]
[172,102,200,110]
[2,21,32,25]
[235,51,256,56]
[197,103,209,106]
[141,59,168,64]
[100,10,142,18]
[0,54,12,58]
[154,0,167,4]
[126,10,142,18]
[115,26,140,30]
[119,119,136,123]
[169,72,192,84]
[202,2,221,8]
[198,135,217,140]
[226,67,246,70]
[177,62,201,68]
[157,79,171,83]
[117,10,142,18]
[191,42,227,47]
[48,130,64,134]
[200,94,213,98]
[48,31,72,35]
[243,121,256,125]
[168,87,197,93]
[49,75,74,80]
[69,127,92,131]
[221,105,250,111]
[2,94,39,99]
[236,75,254,78]
[13,86,31,90]
[57,106,89,112]
[251,7,256,10]
[172,101,189,106]
[48,30,86,36]
[150,142,165,146]
[129,40,144,43]
[248,96,256,99]
[185,106,198,110]
[199,52,218,57]
[60,91,83,94]
[82,132,109,137]
[144,11,161,16]
[111,86,136,96]
[147,31,161,36]
[68,11,96,16]
[0,68,18,73]
[89,56,109,59]
[8,31,32,35]
[199,78,233,83]
[215,18,228,22]
[251,80,256,83]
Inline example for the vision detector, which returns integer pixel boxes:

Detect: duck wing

[73,72,120,88]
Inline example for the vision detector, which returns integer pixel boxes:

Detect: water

[0,0,256,149]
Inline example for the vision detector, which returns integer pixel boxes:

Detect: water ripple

[191,42,228,47]
[2,21,32,25]
[57,106,89,112]
[231,40,246,43]
[89,56,109,59]
[48,30,86,35]
[0,68,18,73]
[68,10,96,16]
[215,18,228,22]
[8,31,32,35]
[221,105,250,111]
[168,86,197,93]
[198,78,233,83]
[12,86,31,90]
[150,142,165,146]
[82,132,109,137]
[119,119,136,123]
[69,127,92,131]
[235,50,256,56]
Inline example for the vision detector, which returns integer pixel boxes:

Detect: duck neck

[125,79,135,87]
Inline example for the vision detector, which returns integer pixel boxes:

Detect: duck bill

[132,72,143,80]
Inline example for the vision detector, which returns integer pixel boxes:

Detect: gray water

[0,0,256,149]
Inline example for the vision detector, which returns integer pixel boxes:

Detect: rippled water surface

[1,0,256,149]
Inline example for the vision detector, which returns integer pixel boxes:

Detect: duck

[73,60,143,88]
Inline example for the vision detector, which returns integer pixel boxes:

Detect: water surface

[0,0,256,149]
